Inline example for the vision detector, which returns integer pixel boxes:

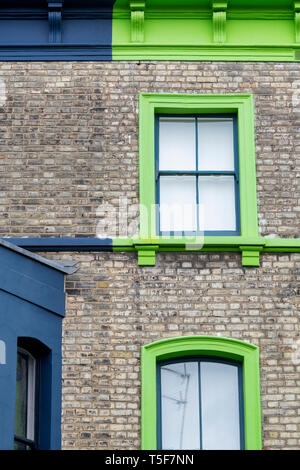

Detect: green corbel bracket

[130,0,146,43]
[240,245,264,267]
[212,1,227,44]
[295,1,300,43]
[136,245,159,266]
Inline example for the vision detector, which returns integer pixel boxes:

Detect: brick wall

[0,61,299,237]
[42,250,299,450]
[0,61,299,449]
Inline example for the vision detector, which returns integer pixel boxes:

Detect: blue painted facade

[0,241,75,450]
[0,1,116,60]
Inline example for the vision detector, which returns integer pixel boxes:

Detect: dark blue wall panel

[0,295,63,449]
[0,19,49,45]
[62,18,112,44]
[0,245,66,449]
[0,245,64,290]
[0,1,116,60]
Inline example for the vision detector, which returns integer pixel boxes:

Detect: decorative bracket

[48,1,63,44]
[295,1,300,43]
[130,0,146,43]
[240,246,263,267]
[212,1,227,44]
[137,245,158,266]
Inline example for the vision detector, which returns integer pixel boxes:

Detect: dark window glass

[14,349,37,450]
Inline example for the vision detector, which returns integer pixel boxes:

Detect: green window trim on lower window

[141,335,262,451]
[138,93,259,266]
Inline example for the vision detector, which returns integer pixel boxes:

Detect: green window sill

[112,236,300,266]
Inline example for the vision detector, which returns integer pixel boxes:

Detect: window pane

[14,349,36,445]
[159,118,196,171]
[200,362,241,450]
[26,358,36,441]
[160,362,200,450]
[198,119,234,171]
[198,176,236,231]
[14,352,28,438]
[160,176,197,232]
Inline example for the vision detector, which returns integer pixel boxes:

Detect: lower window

[14,347,39,450]
[157,357,244,450]
[13,337,52,451]
[141,336,262,450]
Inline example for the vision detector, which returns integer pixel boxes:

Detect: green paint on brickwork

[112,0,300,61]
[141,336,262,450]
[112,90,300,266]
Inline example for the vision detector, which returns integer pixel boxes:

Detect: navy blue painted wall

[0,1,117,60]
[0,245,65,450]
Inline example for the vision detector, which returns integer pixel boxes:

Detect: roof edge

[0,239,77,274]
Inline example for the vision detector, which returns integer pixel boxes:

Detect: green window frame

[141,335,262,450]
[138,93,260,266]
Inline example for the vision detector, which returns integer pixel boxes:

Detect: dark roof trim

[0,239,77,274]
[3,237,113,252]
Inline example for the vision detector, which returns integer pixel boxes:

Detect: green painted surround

[112,2,300,265]
[112,93,300,266]
[141,335,262,450]
[113,0,300,62]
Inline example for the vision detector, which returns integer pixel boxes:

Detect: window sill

[113,236,300,267]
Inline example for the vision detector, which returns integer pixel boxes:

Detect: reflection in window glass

[158,359,243,450]
[160,362,200,449]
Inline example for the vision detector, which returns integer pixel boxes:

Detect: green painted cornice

[113,0,300,61]
[115,1,294,8]
[114,10,295,20]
